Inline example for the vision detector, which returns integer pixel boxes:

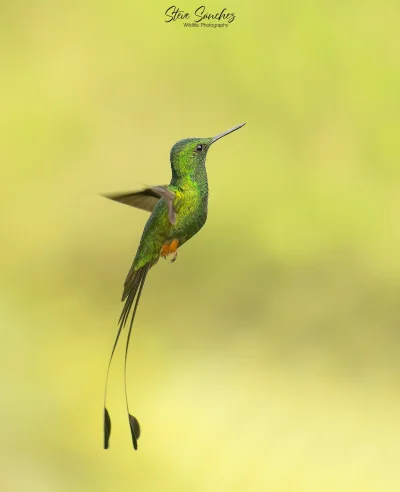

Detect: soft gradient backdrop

[1,1,399,491]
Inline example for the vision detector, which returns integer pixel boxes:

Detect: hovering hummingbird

[102,122,246,450]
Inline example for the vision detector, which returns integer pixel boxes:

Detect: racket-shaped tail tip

[104,407,111,449]
[129,414,141,450]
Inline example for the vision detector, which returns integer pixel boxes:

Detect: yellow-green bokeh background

[1,1,400,491]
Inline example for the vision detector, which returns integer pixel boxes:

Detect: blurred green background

[1,1,400,491]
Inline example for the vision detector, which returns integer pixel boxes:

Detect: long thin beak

[211,122,246,144]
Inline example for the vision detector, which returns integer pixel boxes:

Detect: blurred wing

[103,186,176,224]
[103,188,165,212]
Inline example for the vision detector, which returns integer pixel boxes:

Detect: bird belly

[134,192,207,269]
[166,200,208,248]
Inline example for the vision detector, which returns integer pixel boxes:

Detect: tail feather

[122,264,138,301]
[123,265,149,449]
[103,263,151,450]
[118,271,142,327]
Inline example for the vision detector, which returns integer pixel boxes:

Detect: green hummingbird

[102,122,245,450]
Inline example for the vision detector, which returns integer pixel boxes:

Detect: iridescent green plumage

[102,123,245,450]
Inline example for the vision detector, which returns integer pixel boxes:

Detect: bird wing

[103,188,163,212]
[103,186,176,224]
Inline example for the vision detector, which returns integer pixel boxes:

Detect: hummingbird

[102,122,245,450]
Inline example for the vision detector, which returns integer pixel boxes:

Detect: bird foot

[161,250,178,263]
[168,251,178,263]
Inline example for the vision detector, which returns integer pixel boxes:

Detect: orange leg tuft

[160,244,170,257]
[160,239,179,259]
[169,239,179,253]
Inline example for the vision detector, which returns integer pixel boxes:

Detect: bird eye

[196,144,203,152]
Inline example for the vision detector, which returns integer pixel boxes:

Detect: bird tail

[103,262,151,450]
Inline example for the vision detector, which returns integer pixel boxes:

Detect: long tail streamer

[103,263,150,449]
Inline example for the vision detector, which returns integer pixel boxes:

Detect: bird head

[170,123,245,179]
